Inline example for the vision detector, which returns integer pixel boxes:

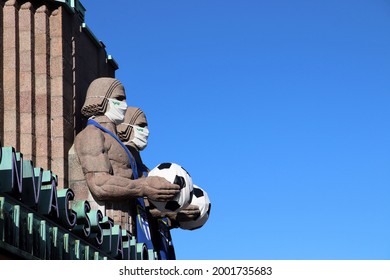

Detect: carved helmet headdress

[81,77,126,119]
[117,107,149,151]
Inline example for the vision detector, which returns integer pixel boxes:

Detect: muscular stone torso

[71,122,140,234]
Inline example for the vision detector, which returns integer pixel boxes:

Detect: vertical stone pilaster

[3,0,20,149]
[0,2,4,145]
[34,4,51,170]
[19,2,35,162]
[49,7,62,186]
[50,6,75,188]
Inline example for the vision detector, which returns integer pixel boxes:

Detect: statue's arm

[74,128,179,201]
[148,204,201,227]
[85,172,180,202]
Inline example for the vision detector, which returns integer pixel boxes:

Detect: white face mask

[104,98,127,124]
[123,124,149,151]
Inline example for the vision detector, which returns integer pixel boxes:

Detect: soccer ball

[178,184,211,230]
[148,162,193,213]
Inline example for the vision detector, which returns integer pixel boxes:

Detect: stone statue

[70,77,180,234]
[116,106,201,228]
[116,106,150,177]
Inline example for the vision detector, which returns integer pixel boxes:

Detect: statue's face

[81,78,127,118]
[110,83,126,102]
[117,107,149,146]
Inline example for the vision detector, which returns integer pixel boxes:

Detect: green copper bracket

[50,227,58,259]
[84,245,90,260]
[39,220,47,259]
[148,249,157,260]
[26,213,34,254]
[63,233,70,259]
[74,239,81,259]
[0,197,4,241]
[12,205,20,248]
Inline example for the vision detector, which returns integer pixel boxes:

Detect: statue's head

[117,107,149,151]
[81,77,127,124]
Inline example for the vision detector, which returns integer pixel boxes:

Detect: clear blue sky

[81,0,390,260]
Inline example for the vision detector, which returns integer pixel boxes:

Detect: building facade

[0,0,118,189]
[0,0,176,260]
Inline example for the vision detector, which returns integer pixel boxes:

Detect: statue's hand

[142,176,180,201]
[148,207,164,218]
[176,205,200,222]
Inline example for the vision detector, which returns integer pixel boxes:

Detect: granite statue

[70,77,180,234]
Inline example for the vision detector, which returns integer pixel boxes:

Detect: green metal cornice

[107,55,119,70]
[81,22,103,48]
[53,0,85,19]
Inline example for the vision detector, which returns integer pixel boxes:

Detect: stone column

[0,2,3,145]
[34,4,51,170]
[3,0,20,150]
[19,2,36,162]
[50,5,76,189]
